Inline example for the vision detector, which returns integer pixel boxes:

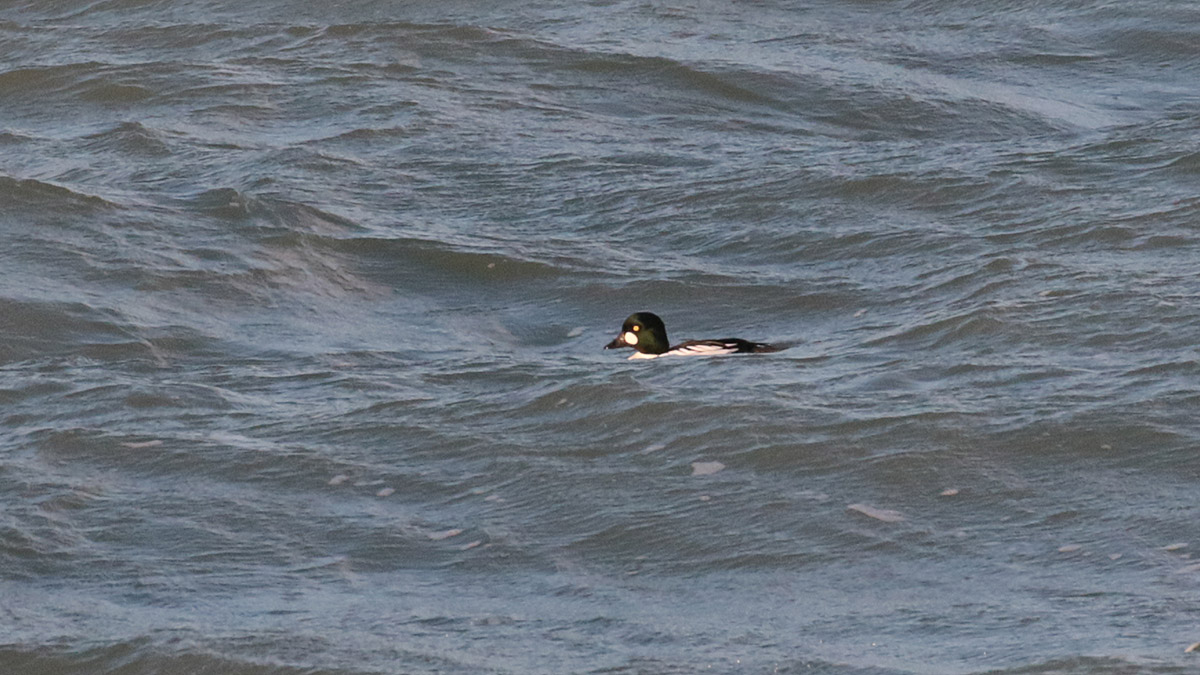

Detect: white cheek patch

[623,331,639,345]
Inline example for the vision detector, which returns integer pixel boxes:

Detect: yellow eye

[632,325,640,331]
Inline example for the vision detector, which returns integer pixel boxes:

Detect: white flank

[668,343,736,356]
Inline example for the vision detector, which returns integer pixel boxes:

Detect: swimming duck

[604,311,780,360]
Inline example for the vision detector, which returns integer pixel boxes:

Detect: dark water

[3,1,1200,673]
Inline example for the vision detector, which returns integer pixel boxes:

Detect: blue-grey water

[3,1,1200,673]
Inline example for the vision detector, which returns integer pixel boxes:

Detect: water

[3,1,1200,673]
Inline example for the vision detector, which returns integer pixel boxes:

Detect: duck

[604,311,780,360]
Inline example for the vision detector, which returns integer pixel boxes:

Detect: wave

[0,175,117,213]
[0,61,157,105]
[0,298,187,366]
[80,121,172,157]
[0,639,378,675]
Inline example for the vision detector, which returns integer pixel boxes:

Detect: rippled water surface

[3,1,1200,673]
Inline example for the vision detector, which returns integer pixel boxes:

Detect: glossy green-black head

[604,311,670,355]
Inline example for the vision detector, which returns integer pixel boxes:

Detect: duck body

[604,312,780,360]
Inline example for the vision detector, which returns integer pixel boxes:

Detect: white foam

[846,503,905,523]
